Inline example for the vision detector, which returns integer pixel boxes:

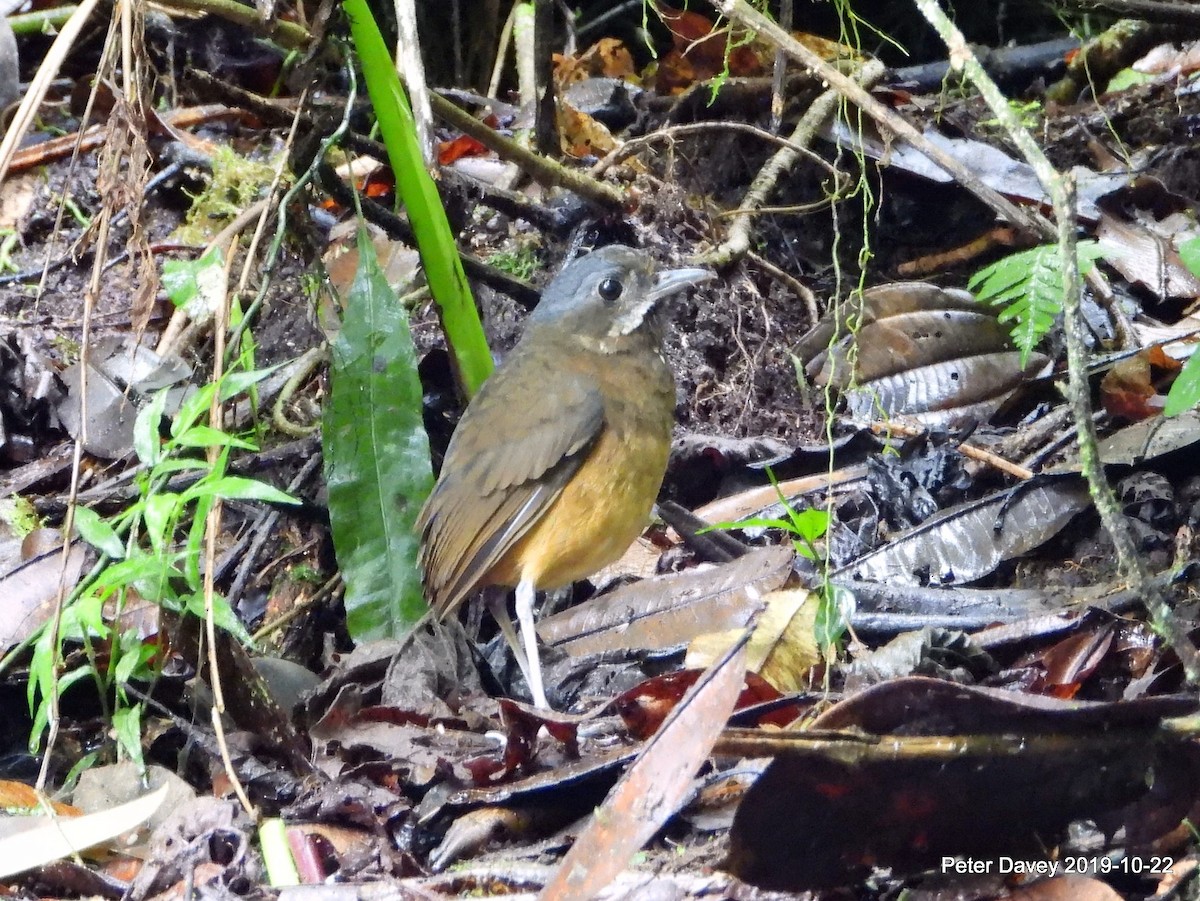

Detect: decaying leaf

[1096,211,1200,300]
[840,476,1090,586]
[1100,347,1176,420]
[56,336,193,459]
[539,634,749,900]
[1097,409,1200,464]
[0,533,88,649]
[686,588,819,693]
[721,678,1200,891]
[557,103,618,159]
[797,282,1048,427]
[824,119,1129,222]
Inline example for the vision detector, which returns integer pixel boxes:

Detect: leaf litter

[2,4,1200,900]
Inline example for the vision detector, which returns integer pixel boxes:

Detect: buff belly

[485,421,670,590]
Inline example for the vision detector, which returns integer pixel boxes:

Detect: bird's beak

[647,266,715,303]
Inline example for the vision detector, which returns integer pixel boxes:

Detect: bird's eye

[598,277,623,302]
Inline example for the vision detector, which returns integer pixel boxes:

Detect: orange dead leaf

[554,37,637,86]
[558,103,618,158]
[437,134,490,165]
[0,780,80,816]
[1101,351,1167,420]
[653,6,767,94]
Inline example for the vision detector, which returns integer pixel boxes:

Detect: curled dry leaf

[797,282,1048,428]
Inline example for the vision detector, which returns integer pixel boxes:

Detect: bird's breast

[486,344,675,591]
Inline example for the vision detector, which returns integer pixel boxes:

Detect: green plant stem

[343,0,492,397]
[8,6,77,35]
[428,91,626,212]
[910,0,1200,683]
[153,0,311,49]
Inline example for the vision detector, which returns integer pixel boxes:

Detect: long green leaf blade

[325,227,434,639]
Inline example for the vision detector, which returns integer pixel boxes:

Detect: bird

[416,245,713,708]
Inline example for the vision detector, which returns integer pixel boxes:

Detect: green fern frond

[969,240,1105,366]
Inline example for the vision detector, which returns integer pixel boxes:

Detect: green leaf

[789,507,829,544]
[1179,235,1200,278]
[29,666,94,751]
[111,704,145,771]
[142,493,180,556]
[185,493,212,591]
[173,425,257,451]
[112,634,150,686]
[73,505,125,558]
[324,226,435,640]
[172,383,216,439]
[133,390,169,467]
[147,459,211,476]
[971,241,1104,367]
[1164,350,1200,416]
[91,552,170,598]
[61,751,101,792]
[219,365,282,402]
[184,590,254,645]
[161,247,224,317]
[700,517,795,534]
[1105,68,1155,93]
[181,476,298,506]
[64,593,108,639]
[815,583,856,651]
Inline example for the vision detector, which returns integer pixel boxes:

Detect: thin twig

[1062,0,1200,24]
[429,91,625,211]
[394,0,434,165]
[37,0,124,792]
[202,222,257,818]
[252,575,342,642]
[869,419,1035,481]
[487,0,520,99]
[0,0,103,193]
[153,0,311,48]
[592,121,841,179]
[745,250,819,327]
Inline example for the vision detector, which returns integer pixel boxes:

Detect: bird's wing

[417,351,605,617]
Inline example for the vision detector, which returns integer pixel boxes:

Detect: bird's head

[527,245,713,350]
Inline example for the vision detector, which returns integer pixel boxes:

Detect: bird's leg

[514,578,549,708]
[484,585,549,709]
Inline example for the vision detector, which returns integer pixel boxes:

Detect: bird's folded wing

[417,357,605,615]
